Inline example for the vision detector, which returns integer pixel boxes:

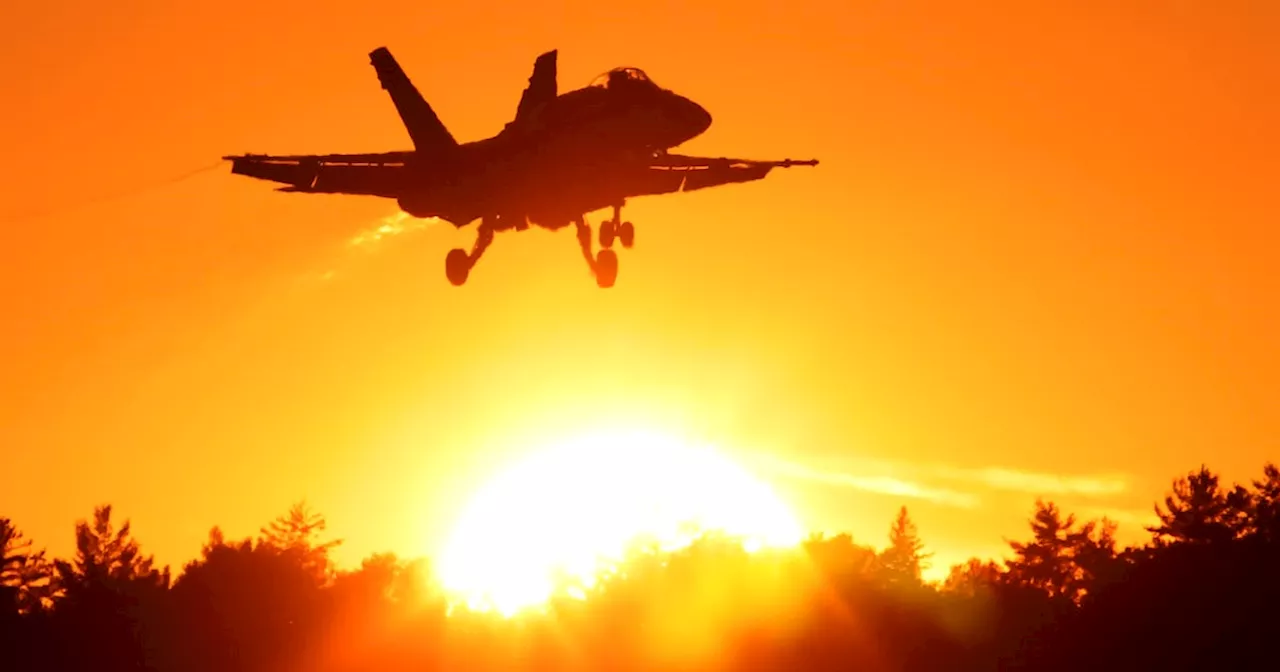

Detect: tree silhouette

[942,557,1002,597]
[1147,465,1250,545]
[54,505,169,591]
[879,506,932,586]
[1245,462,1280,543]
[1003,500,1088,601]
[51,504,169,672]
[4,460,1280,672]
[0,517,54,614]
[802,532,879,583]
[260,500,342,584]
[168,526,326,672]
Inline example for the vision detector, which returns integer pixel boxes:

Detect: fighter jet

[223,47,817,288]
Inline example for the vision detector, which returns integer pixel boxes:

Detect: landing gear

[596,249,618,288]
[599,220,635,249]
[575,217,621,288]
[598,204,635,249]
[444,219,495,286]
[445,249,470,286]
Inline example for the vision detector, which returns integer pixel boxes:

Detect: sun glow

[437,429,804,616]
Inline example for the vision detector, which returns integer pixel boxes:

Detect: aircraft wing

[634,154,819,195]
[221,152,413,197]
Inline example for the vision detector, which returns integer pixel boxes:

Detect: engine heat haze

[222,47,817,288]
[436,430,804,617]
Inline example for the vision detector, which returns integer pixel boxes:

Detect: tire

[595,249,618,288]
[599,220,617,248]
[445,248,470,286]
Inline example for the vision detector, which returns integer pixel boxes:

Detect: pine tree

[0,517,55,613]
[1004,500,1080,600]
[260,500,342,583]
[53,504,169,592]
[51,505,170,672]
[1147,465,1249,545]
[1246,463,1280,543]
[880,506,932,585]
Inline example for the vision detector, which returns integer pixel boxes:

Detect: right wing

[222,152,413,197]
[630,153,819,196]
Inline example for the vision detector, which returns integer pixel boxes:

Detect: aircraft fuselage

[392,65,712,229]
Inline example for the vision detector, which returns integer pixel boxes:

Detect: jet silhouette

[224,47,817,287]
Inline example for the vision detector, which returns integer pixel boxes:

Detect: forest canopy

[3,461,1279,672]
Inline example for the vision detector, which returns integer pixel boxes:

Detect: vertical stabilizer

[369,47,459,156]
[515,50,558,122]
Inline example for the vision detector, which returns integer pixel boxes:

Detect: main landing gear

[442,206,637,288]
[576,204,637,288]
[444,219,494,286]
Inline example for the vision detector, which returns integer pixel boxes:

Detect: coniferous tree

[1004,500,1081,600]
[1245,462,1280,543]
[1066,517,1123,600]
[260,501,342,584]
[880,506,932,586]
[53,504,169,592]
[0,517,55,614]
[52,505,169,672]
[1147,465,1250,545]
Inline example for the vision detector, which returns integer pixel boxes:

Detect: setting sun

[437,429,803,616]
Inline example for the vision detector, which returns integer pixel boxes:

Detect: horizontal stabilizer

[369,47,459,157]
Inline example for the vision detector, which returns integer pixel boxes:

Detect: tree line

[3,461,1279,671]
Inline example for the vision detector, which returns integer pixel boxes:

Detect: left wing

[628,153,819,196]
[222,152,412,197]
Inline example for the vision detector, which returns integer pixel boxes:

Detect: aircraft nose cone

[665,94,711,144]
[682,97,712,136]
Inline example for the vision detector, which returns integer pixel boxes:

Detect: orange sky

[2,0,1277,576]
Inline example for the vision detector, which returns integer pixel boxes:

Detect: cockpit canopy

[588,67,657,90]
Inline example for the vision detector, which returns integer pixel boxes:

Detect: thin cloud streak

[746,451,1130,510]
[756,455,981,509]
[931,465,1128,498]
[819,455,1130,498]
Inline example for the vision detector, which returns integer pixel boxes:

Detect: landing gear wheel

[600,220,617,248]
[445,248,471,286]
[595,249,618,288]
[618,221,635,248]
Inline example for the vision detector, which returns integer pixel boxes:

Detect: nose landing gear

[575,215,621,289]
[583,203,634,288]
[599,203,635,250]
[595,249,618,288]
[600,219,635,249]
